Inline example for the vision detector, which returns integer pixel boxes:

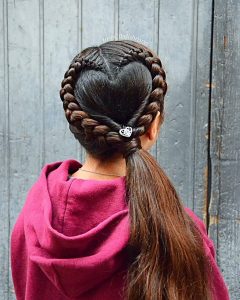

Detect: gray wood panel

[209,0,240,298]
[43,0,80,164]
[7,1,42,299]
[157,0,212,221]
[82,0,116,47]
[0,0,238,299]
[0,1,10,299]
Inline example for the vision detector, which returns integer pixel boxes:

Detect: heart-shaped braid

[59,46,167,159]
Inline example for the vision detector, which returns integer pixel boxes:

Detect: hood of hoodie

[21,159,130,298]
[11,159,231,300]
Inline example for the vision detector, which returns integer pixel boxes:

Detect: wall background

[0,0,239,299]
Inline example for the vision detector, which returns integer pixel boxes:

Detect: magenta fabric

[10,159,230,300]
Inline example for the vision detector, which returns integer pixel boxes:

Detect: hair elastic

[119,125,133,138]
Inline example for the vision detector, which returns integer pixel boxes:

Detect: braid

[59,46,167,159]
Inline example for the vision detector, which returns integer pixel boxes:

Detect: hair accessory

[119,125,133,138]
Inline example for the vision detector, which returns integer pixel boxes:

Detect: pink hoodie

[10,159,230,300]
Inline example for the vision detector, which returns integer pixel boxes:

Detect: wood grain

[0,0,238,299]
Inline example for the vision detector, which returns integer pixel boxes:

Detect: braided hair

[59,40,213,300]
[60,42,166,159]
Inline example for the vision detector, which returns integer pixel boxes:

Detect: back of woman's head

[59,40,213,300]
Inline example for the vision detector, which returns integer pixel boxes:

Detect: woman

[10,40,230,300]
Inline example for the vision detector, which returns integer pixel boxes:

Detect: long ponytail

[123,148,212,299]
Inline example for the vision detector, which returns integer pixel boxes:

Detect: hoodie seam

[61,178,75,234]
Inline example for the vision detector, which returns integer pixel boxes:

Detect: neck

[80,152,127,177]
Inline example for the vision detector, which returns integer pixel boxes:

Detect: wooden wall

[0,0,239,299]
[209,0,240,298]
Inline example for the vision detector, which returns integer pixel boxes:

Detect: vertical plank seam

[207,0,215,234]
[79,0,85,163]
[39,0,45,169]
[154,0,160,160]
[80,0,83,49]
[4,0,10,298]
[76,0,81,163]
[114,0,119,39]
[189,0,199,211]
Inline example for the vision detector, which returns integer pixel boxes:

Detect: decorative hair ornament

[119,125,133,138]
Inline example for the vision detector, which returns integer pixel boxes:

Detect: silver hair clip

[119,125,133,138]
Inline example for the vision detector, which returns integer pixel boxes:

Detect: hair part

[59,40,213,299]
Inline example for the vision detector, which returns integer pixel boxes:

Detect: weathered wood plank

[82,0,115,48]
[0,1,9,299]
[118,0,156,47]
[209,0,240,298]
[7,0,42,299]
[43,0,80,164]
[191,0,213,223]
[157,0,212,218]
[209,218,240,299]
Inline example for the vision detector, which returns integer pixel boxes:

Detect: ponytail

[123,148,213,300]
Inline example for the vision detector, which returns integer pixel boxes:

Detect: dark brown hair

[59,40,213,299]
